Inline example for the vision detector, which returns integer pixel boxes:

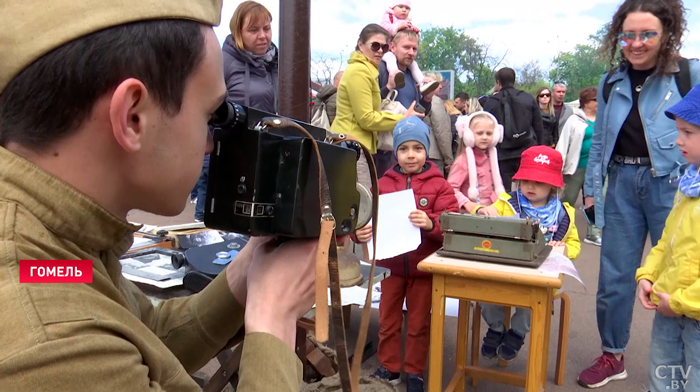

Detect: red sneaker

[577,352,627,388]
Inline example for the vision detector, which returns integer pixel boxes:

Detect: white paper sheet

[367,189,422,260]
[538,251,585,289]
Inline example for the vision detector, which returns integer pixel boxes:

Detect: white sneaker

[584,235,602,247]
[420,80,440,95]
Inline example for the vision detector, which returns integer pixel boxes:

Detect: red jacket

[357,161,459,277]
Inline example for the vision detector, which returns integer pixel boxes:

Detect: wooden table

[417,252,563,392]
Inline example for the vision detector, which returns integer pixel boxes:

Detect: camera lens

[210,101,247,128]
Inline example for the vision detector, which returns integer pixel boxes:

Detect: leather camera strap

[260,118,378,392]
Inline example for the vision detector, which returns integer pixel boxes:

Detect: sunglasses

[370,42,390,53]
[553,80,567,87]
[618,31,659,47]
[539,93,551,98]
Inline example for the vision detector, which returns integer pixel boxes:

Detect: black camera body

[204,103,362,238]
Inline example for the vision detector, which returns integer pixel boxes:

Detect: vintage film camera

[204,102,372,238]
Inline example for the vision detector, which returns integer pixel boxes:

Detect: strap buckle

[623,156,640,165]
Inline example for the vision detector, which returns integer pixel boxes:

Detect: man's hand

[637,279,657,310]
[244,238,318,350]
[584,197,594,208]
[477,205,499,216]
[409,209,433,230]
[226,236,271,306]
[355,224,373,243]
[656,291,680,318]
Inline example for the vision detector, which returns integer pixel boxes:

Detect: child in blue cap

[354,116,459,391]
[636,84,700,392]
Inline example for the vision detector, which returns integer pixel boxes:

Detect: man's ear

[109,78,152,153]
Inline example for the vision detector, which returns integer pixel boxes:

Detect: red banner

[19,260,93,283]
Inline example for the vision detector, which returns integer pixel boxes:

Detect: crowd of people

[2,0,700,392]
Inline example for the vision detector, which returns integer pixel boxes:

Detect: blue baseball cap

[665,84,700,127]
[392,116,430,156]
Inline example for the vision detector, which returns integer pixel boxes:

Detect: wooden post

[278,0,311,122]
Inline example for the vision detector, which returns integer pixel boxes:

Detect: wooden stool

[469,292,571,386]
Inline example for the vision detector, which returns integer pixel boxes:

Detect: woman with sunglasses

[578,0,700,389]
[536,87,557,146]
[331,23,423,189]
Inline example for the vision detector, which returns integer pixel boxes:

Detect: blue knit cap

[392,116,430,155]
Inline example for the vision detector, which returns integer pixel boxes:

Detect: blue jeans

[480,303,531,337]
[194,165,209,221]
[597,162,676,353]
[648,313,700,392]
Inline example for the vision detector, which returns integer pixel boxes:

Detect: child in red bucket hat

[478,145,581,363]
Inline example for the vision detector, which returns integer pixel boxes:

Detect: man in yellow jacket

[636,85,700,392]
[0,1,317,391]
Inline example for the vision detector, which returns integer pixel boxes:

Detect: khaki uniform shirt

[0,147,302,391]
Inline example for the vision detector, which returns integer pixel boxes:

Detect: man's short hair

[393,29,420,44]
[455,92,470,101]
[495,68,516,88]
[552,81,568,89]
[0,20,206,151]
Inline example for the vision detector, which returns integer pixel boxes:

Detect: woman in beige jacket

[556,86,602,245]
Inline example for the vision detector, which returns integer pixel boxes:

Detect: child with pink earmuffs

[447,111,506,215]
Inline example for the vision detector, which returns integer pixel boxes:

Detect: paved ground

[128,200,656,392]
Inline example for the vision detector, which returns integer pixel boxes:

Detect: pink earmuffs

[455,111,506,202]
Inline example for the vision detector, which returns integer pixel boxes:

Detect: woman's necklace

[635,84,643,93]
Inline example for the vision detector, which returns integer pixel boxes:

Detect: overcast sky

[214,0,700,75]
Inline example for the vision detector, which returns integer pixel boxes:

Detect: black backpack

[603,57,691,103]
[499,90,532,149]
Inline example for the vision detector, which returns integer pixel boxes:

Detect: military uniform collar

[0,146,140,254]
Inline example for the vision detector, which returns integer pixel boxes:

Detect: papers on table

[120,252,185,289]
[538,250,585,288]
[367,189,422,260]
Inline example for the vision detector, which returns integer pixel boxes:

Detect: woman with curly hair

[578,0,700,388]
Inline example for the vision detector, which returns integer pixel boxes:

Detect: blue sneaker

[407,373,424,392]
[497,329,526,362]
[371,366,400,385]
[481,328,505,359]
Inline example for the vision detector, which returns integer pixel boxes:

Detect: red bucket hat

[512,146,564,188]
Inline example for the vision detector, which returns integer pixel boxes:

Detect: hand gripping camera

[203,102,373,238]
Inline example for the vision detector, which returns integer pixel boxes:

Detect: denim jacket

[583,59,700,228]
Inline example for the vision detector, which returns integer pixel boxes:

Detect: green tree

[517,60,549,96]
[416,26,507,98]
[549,24,611,101]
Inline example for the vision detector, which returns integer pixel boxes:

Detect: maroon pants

[377,275,432,375]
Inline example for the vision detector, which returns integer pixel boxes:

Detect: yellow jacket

[330,51,403,154]
[0,146,301,392]
[636,191,700,319]
[492,192,581,260]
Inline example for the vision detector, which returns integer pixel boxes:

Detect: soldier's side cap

[1,1,223,94]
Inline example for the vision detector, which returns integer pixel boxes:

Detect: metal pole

[278,0,311,122]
